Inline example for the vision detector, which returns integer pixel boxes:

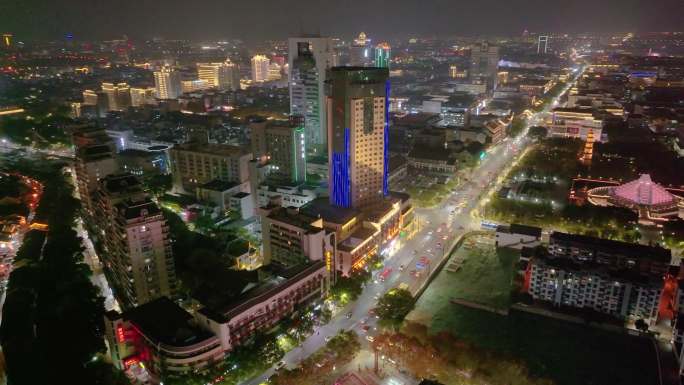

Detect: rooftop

[301,198,360,225]
[199,261,326,322]
[550,231,672,263]
[125,297,215,347]
[199,179,241,192]
[173,142,250,157]
[267,207,322,233]
[407,146,453,162]
[117,198,162,220]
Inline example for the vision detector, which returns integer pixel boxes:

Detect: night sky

[1,0,683,41]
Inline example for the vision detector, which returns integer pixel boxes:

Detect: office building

[197,60,240,91]
[349,32,372,67]
[470,42,500,91]
[102,82,132,111]
[130,87,156,107]
[95,174,176,309]
[327,67,390,209]
[72,127,118,225]
[169,140,252,193]
[251,55,270,82]
[288,36,335,151]
[153,66,182,99]
[250,117,306,183]
[374,42,391,68]
[537,35,549,54]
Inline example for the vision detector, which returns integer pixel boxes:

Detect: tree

[528,126,548,140]
[330,269,371,304]
[145,174,172,197]
[376,288,415,330]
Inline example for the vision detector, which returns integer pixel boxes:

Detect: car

[346,312,353,319]
[366,335,375,342]
[275,361,286,370]
[399,264,405,271]
[362,325,370,332]
[325,335,333,342]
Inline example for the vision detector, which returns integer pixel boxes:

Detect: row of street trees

[0,160,127,385]
[372,322,553,385]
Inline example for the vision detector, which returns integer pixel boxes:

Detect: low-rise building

[256,183,317,209]
[548,107,604,141]
[407,146,458,175]
[196,179,251,214]
[105,261,330,381]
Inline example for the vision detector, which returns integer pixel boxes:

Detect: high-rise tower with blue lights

[326,67,390,209]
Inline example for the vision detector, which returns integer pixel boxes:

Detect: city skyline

[2,0,684,42]
[2,3,684,384]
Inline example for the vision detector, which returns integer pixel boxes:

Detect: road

[238,69,584,385]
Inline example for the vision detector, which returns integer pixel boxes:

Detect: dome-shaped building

[587,174,684,224]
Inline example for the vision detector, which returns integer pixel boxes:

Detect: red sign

[117,326,125,343]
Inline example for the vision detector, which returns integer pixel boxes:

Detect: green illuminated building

[250,117,307,183]
[374,42,391,68]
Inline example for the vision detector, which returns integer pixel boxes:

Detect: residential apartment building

[259,205,336,268]
[95,174,176,309]
[73,127,119,225]
[527,232,671,325]
[169,141,251,193]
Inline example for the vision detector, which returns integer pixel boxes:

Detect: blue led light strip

[383,80,390,196]
[331,127,351,208]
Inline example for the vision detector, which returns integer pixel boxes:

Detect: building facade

[169,142,252,193]
[250,117,307,183]
[95,174,176,309]
[154,67,182,99]
[527,232,671,325]
[469,42,500,91]
[251,55,270,82]
[374,42,391,68]
[197,60,240,91]
[73,127,119,225]
[326,67,390,209]
[288,36,334,152]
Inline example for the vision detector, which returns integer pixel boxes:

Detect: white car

[366,335,375,342]
[275,361,286,370]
